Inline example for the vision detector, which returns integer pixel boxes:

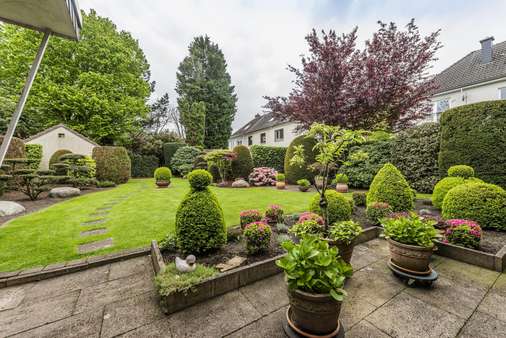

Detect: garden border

[434,241,506,272]
[150,225,381,315]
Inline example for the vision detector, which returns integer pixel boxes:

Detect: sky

[80,0,506,130]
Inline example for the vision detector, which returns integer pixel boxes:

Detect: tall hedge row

[439,101,506,188]
[163,142,186,167]
[25,144,43,170]
[92,146,131,184]
[250,145,286,172]
[284,135,317,184]
[130,153,159,178]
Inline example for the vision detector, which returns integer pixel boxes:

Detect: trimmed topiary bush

[92,146,131,184]
[154,167,172,182]
[432,176,483,209]
[171,146,202,176]
[439,101,506,188]
[130,153,159,178]
[231,145,253,179]
[49,149,71,167]
[448,165,474,179]
[442,183,506,230]
[366,163,414,212]
[163,142,186,167]
[250,145,286,172]
[309,190,352,224]
[25,144,42,170]
[243,221,272,255]
[0,136,26,159]
[284,135,317,184]
[176,169,226,253]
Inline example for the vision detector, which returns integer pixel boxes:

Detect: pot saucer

[388,258,432,276]
[283,307,344,338]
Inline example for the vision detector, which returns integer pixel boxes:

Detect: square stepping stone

[81,219,106,226]
[78,238,113,254]
[89,212,108,218]
[80,228,108,237]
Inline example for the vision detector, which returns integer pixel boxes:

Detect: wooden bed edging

[435,240,506,272]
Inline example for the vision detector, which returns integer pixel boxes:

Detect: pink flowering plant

[443,219,481,249]
[240,209,262,229]
[248,167,277,186]
[366,202,393,225]
[265,204,284,224]
[243,221,272,254]
[297,212,324,225]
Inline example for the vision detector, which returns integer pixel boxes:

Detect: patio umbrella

[0,0,82,166]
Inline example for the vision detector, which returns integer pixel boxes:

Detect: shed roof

[24,124,99,146]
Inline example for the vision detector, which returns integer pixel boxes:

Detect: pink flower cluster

[240,209,262,228]
[265,204,284,224]
[248,167,277,186]
[445,219,481,238]
[245,221,269,232]
[297,212,324,225]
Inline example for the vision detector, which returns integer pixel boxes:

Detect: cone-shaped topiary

[366,163,414,212]
[284,135,317,184]
[442,182,506,230]
[309,190,352,225]
[231,145,253,179]
[175,169,226,253]
[432,176,483,209]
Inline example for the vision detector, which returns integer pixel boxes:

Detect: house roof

[24,124,99,146]
[231,112,292,138]
[433,40,506,95]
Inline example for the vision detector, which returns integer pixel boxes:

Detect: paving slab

[435,258,500,289]
[340,293,378,329]
[0,284,27,311]
[78,238,114,254]
[477,289,506,322]
[239,273,288,315]
[80,228,108,237]
[346,320,391,338]
[226,306,287,338]
[108,255,152,281]
[458,310,506,338]
[81,219,106,226]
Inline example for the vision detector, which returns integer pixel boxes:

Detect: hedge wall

[25,144,43,170]
[92,146,131,184]
[250,145,286,172]
[0,136,26,159]
[284,135,317,184]
[163,142,186,167]
[130,153,159,178]
[439,101,506,188]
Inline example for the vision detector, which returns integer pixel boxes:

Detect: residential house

[430,36,506,121]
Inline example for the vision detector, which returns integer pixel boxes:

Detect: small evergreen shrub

[248,167,277,186]
[163,142,185,167]
[265,204,284,224]
[25,144,42,170]
[432,177,483,209]
[366,163,414,212]
[154,167,172,182]
[171,146,202,176]
[250,145,286,172]
[49,149,71,167]
[334,173,349,184]
[231,145,253,179]
[366,202,393,225]
[130,153,159,178]
[243,221,272,255]
[442,183,506,230]
[289,219,325,238]
[276,173,285,181]
[284,135,317,184]
[97,180,116,188]
[448,165,474,179]
[443,219,481,249]
[352,192,367,207]
[176,169,226,253]
[159,233,178,252]
[92,146,131,184]
[309,190,352,224]
[240,209,262,228]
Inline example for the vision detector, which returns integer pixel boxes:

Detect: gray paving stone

[435,258,499,290]
[0,284,27,311]
[458,310,506,338]
[226,306,287,338]
[80,228,108,237]
[477,289,506,322]
[350,244,385,271]
[346,320,391,338]
[340,293,378,329]
[367,292,464,338]
[108,255,151,281]
[78,238,114,254]
[239,273,288,315]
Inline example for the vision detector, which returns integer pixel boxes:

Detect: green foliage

[432,177,482,209]
[309,190,352,224]
[250,145,286,172]
[162,142,186,167]
[0,136,25,159]
[171,146,202,176]
[276,236,352,301]
[276,173,285,181]
[243,221,272,255]
[439,101,506,188]
[329,220,363,245]
[49,149,71,167]
[265,204,284,224]
[180,100,206,147]
[231,145,253,179]
[367,163,414,212]
[289,220,325,238]
[130,153,159,178]
[366,202,393,225]
[390,123,440,193]
[187,169,213,191]
[176,36,237,149]
[382,212,438,248]
[25,144,42,170]
[448,165,474,179]
[122,131,183,165]
[155,263,218,296]
[239,209,262,228]
[154,167,172,182]
[297,179,310,187]
[92,146,131,184]
[442,183,506,230]
[0,10,152,142]
[285,135,317,184]
[352,192,366,207]
[204,149,235,183]
[96,180,116,188]
[159,233,178,252]
[334,173,349,184]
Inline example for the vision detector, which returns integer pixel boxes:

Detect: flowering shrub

[248,167,277,186]
[329,220,363,245]
[297,212,324,225]
[290,220,325,238]
[243,221,272,254]
[239,209,262,229]
[265,204,284,224]
[443,219,481,249]
[366,202,393,225]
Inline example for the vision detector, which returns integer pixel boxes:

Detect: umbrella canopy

[0,0,82,40]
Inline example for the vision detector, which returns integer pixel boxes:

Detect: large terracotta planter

[388,238,434,273]
[156,180,170,188]
[276,181,286,190]
[326,239,354,264]
[335,183,348,193]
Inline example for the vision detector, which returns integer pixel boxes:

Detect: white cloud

[79,0,506,129]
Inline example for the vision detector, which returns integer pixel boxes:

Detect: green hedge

[284,135,317,184]
[250,145,286,172]
[25,144,43,170]
[92,146,131,184]
[439,101,506,188]
[367,163,414,211]
[130,153,159,178]
[231,145,253,179]
[163,142,186,167]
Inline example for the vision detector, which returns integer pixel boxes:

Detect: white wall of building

[229,121,301,149]
[26,126,97,169]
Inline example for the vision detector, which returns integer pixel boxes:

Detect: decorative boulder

[232,179,249,188]
[49,187,81,198]
[0,201,25,217]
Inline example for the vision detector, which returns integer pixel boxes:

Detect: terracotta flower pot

[276,181,286,190]
[335,183,348,193]
[287,288,342,335]
[387,238,434,273]
[156,180,170,188]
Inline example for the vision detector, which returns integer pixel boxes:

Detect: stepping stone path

[81,219,106,226]
[80,228,108,237]
[78,238,113,254]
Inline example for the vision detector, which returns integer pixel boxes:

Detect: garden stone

[80,228,108,237]
[49,187,80,198]
[78,238,113,254]
[232,179,250,188]
[216,256,247,272]
[0,201,25,217]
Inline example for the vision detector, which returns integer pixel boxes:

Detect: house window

[260,133,266,144]
[58,133,65,138]
[434,99,450,121]
[248,136,253,146]
[500,87,506,100]
[274,128,284,142]
[237,140,242,145]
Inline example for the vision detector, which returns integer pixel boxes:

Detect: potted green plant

[276,173,286,189]
[334,173,349,193]
[276,236,352,336]
[154,167,172,188]
[381,212,438,274]
[296,178,310,192]
[328,220,363,264]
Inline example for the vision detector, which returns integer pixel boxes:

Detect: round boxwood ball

[154,167,172,182]
[188,169,212,190]
[442,182,506,230]
[432,176,483,209]
[309,190,352,224]
[448,165,474,179]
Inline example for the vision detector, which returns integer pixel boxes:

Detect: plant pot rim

[288,287,337,301]
[387,238,434,251]
[323,237,355,246]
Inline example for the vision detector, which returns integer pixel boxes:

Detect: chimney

[480,36,494,63]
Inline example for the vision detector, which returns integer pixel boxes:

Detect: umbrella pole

[0,31,51,167]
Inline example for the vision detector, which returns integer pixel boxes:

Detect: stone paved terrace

[1,239,506,337]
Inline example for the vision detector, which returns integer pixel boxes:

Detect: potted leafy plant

[276,173,286,189]
[154,167,172,187]
[296,178,310,192]
[334,173,349,193]
[328,220,363,264]
[381,212,438,274]
[276,236,352,336]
